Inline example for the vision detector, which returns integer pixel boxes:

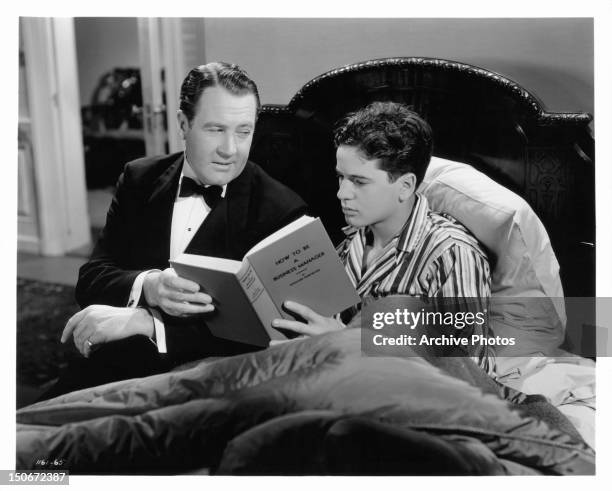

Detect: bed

[250,57,597,447]
[16,57,596,475]
[250,57,594,297]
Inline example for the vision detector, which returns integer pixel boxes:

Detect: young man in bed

[272,102,591,443]
[44,62,307,398]
[273,101,494,373]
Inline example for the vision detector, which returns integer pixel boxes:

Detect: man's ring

[85,339,93,349]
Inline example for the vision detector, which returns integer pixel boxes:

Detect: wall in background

[202,18,594,115]
[74,17,139,107]
[71,18,594,115]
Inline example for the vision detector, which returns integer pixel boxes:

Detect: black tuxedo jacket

[76,152,307,362]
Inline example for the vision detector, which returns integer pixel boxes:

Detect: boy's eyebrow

[335,169,371,180]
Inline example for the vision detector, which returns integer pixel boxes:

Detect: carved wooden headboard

[249,57,595,297]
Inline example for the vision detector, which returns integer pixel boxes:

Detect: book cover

[170,257,278,347]
[171,217,360,347]
[244,218,360,318]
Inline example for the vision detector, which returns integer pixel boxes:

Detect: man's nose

[217,133,237,157]
[337,179,353,200]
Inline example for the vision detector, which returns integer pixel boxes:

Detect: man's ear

[398,173,417,202]
[177,110,189,139]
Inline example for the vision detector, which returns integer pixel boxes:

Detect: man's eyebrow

[202,122,227,128]
[202,122,254,129]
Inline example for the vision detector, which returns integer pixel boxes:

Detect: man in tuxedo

[46,62,307,397]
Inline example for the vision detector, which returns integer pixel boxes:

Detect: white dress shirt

[127,157,226,353]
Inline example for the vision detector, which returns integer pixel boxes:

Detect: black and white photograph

[4,1,612,486]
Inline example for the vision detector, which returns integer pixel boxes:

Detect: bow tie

[179,177,223,208]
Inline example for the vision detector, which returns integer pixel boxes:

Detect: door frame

[18,17,190,256]
[20,17,90,255]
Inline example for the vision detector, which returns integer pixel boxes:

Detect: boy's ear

[398,173,417,201]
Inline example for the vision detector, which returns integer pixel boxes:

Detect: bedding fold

[17,329,594,475]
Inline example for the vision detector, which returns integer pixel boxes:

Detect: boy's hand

[272,301,344,337]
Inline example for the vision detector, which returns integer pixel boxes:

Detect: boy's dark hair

[334,101,433,185]
[179,62,261,123]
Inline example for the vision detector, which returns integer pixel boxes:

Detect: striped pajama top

[337,192,494,373]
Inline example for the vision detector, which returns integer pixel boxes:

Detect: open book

[170,216,360,347]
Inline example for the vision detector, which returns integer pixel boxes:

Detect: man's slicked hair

[179,62,261,123]
[334,102,433,185]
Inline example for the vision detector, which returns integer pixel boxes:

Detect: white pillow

[418,157,566,359]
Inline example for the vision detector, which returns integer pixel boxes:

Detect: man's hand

[272,301,344,337]
[61,305,155,357]
[143,267,214,317]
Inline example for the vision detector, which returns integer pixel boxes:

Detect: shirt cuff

[147,307,167,354]
[127,269,161,307]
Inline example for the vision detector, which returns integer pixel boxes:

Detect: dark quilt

[16,328,594,475]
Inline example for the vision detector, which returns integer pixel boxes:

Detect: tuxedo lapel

[225,163,253,253]
[183,200,230,257]
[183,162,254,259]
[143,153,183,263]
[148,153,184,205]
